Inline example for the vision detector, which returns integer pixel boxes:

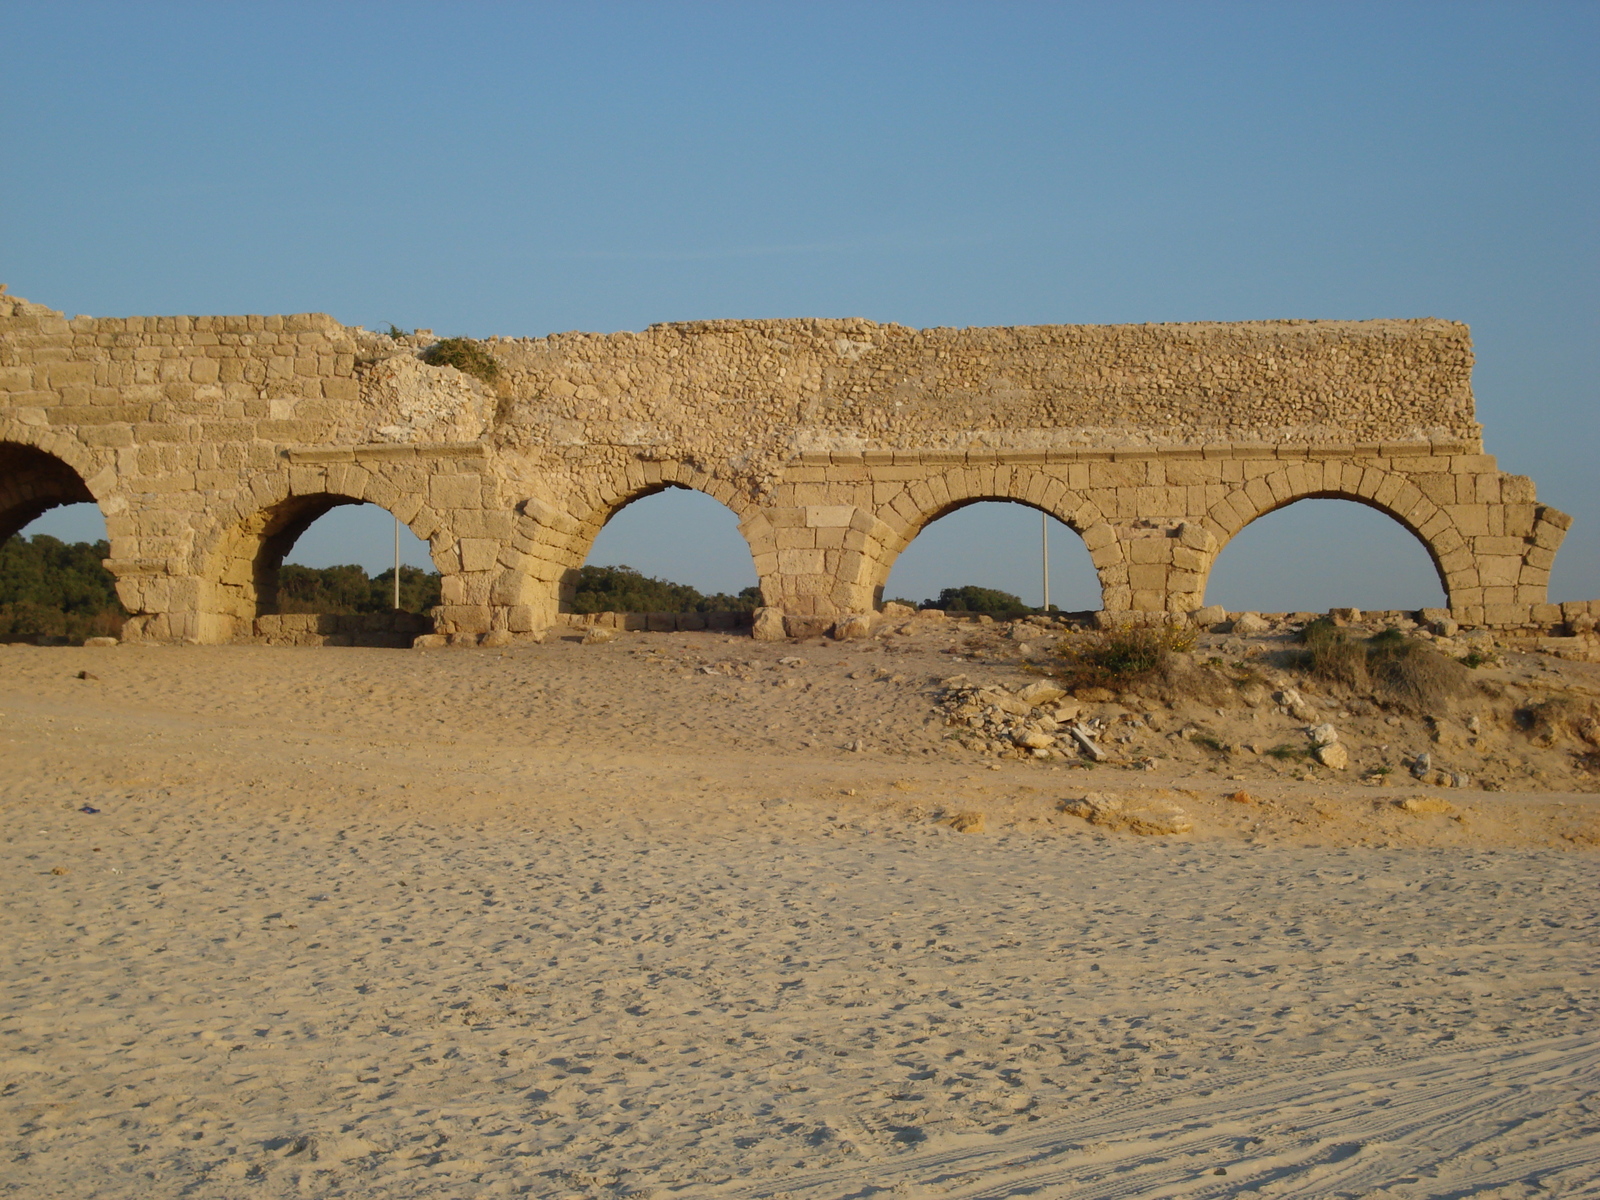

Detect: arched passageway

[205,493,441,641]
[565,484,762,614]
[0,442,97,546]
[0,444,121,642]
[1204,497,1448,612]
[882,500,1102,612]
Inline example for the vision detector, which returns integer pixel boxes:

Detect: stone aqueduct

[0,289,1576,642]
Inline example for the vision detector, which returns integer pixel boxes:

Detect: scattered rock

[1066,723,1109,762]
[581,626,617,645]
[1226,789,1258,805]
[1398,795,1455,815]
[75,670,98,681]
[1231,612,1269,636]
[82,636,118,648]
[1014,729,1056,751]
[1307,722,1340,747]
[1410,751,1432,779]
[1314,742,1350,770]
[1189,604,1228,628]
[778,656,805,667]
[480,629,513,648]
[1329,607,1361,625]
[880,602,916,617]
[945,811,986,833]
[412,633,449,649]
[1058,791,1192,836]
[1277,687,1318,722]
[752,607,787,641]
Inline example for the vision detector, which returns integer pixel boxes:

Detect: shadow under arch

[560,479,761,612]
[1201,480,1456,609]
[0,440,98,545]
[203,491,442,637]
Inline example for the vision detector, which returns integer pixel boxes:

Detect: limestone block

[1189,604,1227,628]
[752,607,787,641]
[429,474,484,511]
[830,612,873,640]
[784,614,833,639]
[1127,537,1171,565]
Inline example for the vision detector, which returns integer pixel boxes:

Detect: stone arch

[869,467,1123,610]
[1199,463,1464,606]
[492,462,762,630]
[195,464,450,642]
[0,440,99,546]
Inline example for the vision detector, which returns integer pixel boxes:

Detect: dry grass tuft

[1518,697,1600,749]
[1296,621,1471,713]
[1051,624,1197,694]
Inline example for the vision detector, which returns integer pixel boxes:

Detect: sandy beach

[3,624,1598,1198]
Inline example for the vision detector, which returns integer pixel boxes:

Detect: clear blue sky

[5,1,1594,611]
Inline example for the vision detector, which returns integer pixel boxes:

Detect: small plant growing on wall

[420,337,502,385]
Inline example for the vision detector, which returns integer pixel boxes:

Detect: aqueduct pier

[0,289,1578,642]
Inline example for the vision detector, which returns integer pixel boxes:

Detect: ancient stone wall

[0,288,1576,642]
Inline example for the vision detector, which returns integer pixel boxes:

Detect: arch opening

[0,441,96,546]
[0,443,123,643]
[1205,497,1447,613]
[210,495,440,642]
[883,499,1102,613]
[567,484,761,615]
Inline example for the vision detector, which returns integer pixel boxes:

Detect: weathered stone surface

[783,614,833,639]
[751,607,787,642]
[945,811,986,834]
[1398,795,1455,815]
[1231,612,1270,636]
[580,626,617,645]
[830,613,873,640]
[1016,681,1067,707]
[82,636,118,647]
[0,290,1578,642]
[1308,722,1340,747]
[1314,742,1350,770]
[1059,792,1193,836]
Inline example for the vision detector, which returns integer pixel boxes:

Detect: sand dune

[2,631,1597,1197]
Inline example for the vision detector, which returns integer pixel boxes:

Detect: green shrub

[569,564,761,614]
[0,534,126,642]
[420,337,502,385]
[276,563,440,615]
[926,585,1027,613]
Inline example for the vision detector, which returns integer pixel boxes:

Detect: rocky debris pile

[1058,790,1194,836]
[937,676,1122,761]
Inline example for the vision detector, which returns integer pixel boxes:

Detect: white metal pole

[393,516,401,610]
[1041,510,1050,612]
